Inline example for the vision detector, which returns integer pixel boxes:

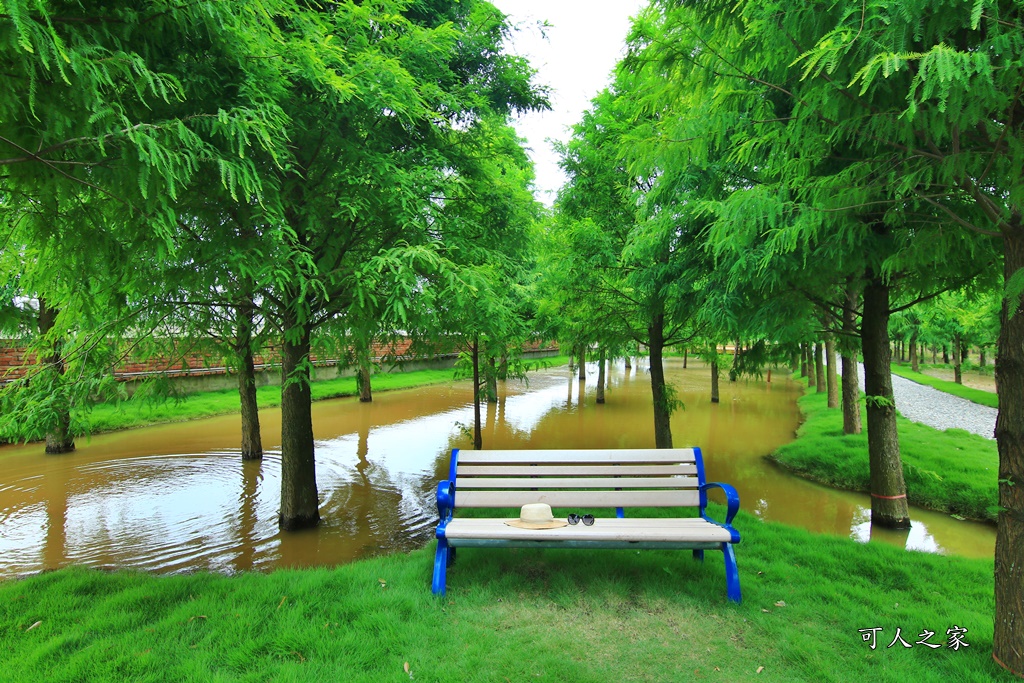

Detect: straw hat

[504,503,568,529]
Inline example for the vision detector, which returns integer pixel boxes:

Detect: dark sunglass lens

[582,514,595,526]
[567,513,581,525]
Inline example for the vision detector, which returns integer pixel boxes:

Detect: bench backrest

[449,448,705,510]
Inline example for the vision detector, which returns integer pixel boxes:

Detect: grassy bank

[889,364,998,408]
[769,383,999,522]
[0,505,1002,682]
[77,354,571,435]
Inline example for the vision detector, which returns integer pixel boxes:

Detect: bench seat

[445,517,734,546]
[432,447,742,603]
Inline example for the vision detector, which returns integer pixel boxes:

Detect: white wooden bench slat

[445,517,733,543]
[454,489,701,508]
[457,464,699,476]
[455,476,700,490]
[455,448,697,464]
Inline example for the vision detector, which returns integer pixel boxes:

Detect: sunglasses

[567,513,595,526]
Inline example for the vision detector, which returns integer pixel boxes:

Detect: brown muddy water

[0,359,995,579]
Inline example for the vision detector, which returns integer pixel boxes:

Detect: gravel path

[858,364,997,440]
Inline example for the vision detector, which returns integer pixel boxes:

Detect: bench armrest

[436,481,455,538]
[699,481,740,528]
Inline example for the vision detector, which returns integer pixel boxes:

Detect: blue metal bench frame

[432,447,742,603]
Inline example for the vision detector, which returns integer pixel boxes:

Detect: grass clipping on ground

[769,382,999,522]
[0,510,1002,682]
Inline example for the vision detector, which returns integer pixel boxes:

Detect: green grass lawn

[770,381,999,522]
[889,365,998,409]
[0,506,1002,682]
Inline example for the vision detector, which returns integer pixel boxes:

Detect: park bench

[432,447,742,603]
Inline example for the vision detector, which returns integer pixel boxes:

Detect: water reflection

[0,359,996,579]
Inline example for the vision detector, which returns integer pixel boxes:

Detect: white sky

[490,1,650,206]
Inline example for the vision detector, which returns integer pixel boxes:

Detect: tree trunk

[356,336,373,403]
[842,283,862,435]
[981,347,987,367]
[683,347,687,368]
[825,334,839,408]
[800,343,808,377]
[648,316,672,448]
[953,333,963,385]
[861,275,910,529]
[943,345,949,364]
[578,345,586,380]
[730,338,740,381]
[279,318,319,531]
[236,298,262,460]
[485,356,498,403]
[596,348,606,404]
[841,352,862,435]
[624,355,632,369]
[909,330,919,373]
[807,342,817,388]
[711,358,720,404]
[38,298,74,454]
[814,342,826,394]
[993,213,1024,677]
[472,338,482,450]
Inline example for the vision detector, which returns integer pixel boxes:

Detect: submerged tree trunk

[235,297,262,460]
[825,334,839,408]
[472,338,482,450]
[38,298,74,454]
[861,275,910,529]
[682,347,687,368]
[355,336,373,403]
[711,357,720,404]
[596,347,606,404]
[994,213,1024,677]
[814,342,826,395]
[648,315,672,448]
[578,345,586,380]
[953,333,963,385]
[485,356,498,403]
[279,315,319,531]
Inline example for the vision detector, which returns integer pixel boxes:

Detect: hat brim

[504,519,569,529]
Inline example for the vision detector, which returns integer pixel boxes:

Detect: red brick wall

[0,337,555,382]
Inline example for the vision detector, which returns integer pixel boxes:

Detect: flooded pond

[0,359,996,579]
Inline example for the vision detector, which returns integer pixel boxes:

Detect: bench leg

[432,539,450,596]
[722,543,741,604]
[692,549,704,562]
